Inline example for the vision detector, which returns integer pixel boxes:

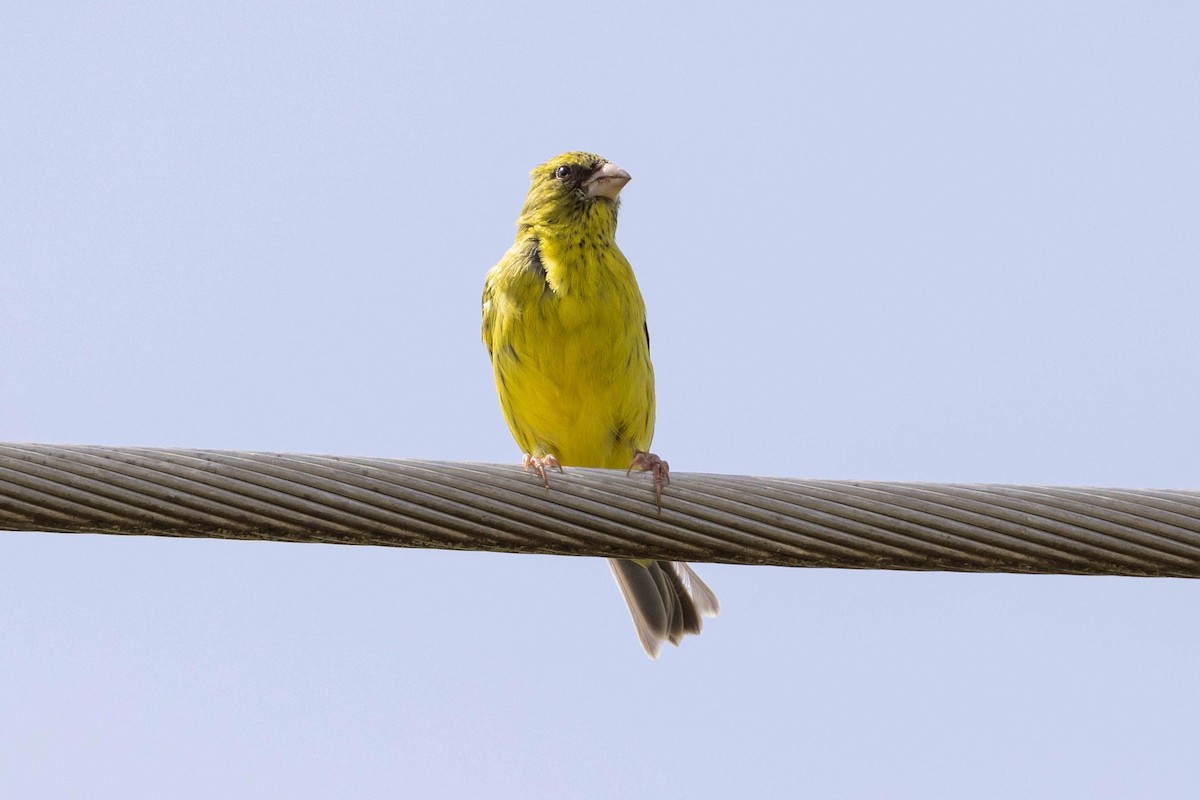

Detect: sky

[2,1,1199,797]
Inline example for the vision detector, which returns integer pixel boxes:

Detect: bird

[481,152,719,657]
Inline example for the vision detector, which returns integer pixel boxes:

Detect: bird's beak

[584,162,631,200]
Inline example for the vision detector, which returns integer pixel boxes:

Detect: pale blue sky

[3,2,1199,797]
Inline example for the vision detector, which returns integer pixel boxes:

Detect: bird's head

[517,152,631,236]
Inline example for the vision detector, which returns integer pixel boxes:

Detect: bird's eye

[554,165,573,180]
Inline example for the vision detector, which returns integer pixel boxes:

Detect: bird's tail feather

[608,558,719,658]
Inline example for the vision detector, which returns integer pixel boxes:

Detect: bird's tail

[608,558,719,658]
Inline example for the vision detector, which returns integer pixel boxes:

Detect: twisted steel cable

[1,442,1198,578]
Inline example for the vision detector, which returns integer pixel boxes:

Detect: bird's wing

[481,274,497,357]
[482,239,547,359]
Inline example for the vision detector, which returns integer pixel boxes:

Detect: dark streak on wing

[527,238,547,282]
[643,321,651,350]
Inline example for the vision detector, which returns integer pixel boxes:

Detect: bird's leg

[523,453,563,490]
[627,450,670,508]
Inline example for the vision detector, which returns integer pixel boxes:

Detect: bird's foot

[523,453,563,489]
[627,450,670,508]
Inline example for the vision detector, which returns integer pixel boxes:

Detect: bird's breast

[492,244,655,468]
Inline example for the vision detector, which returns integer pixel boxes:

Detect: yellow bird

[481,152,718,657]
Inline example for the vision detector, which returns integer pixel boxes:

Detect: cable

[1,442,1197,577]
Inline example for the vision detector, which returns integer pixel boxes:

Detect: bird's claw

[523,453,563,490]
[627,450,670,509]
